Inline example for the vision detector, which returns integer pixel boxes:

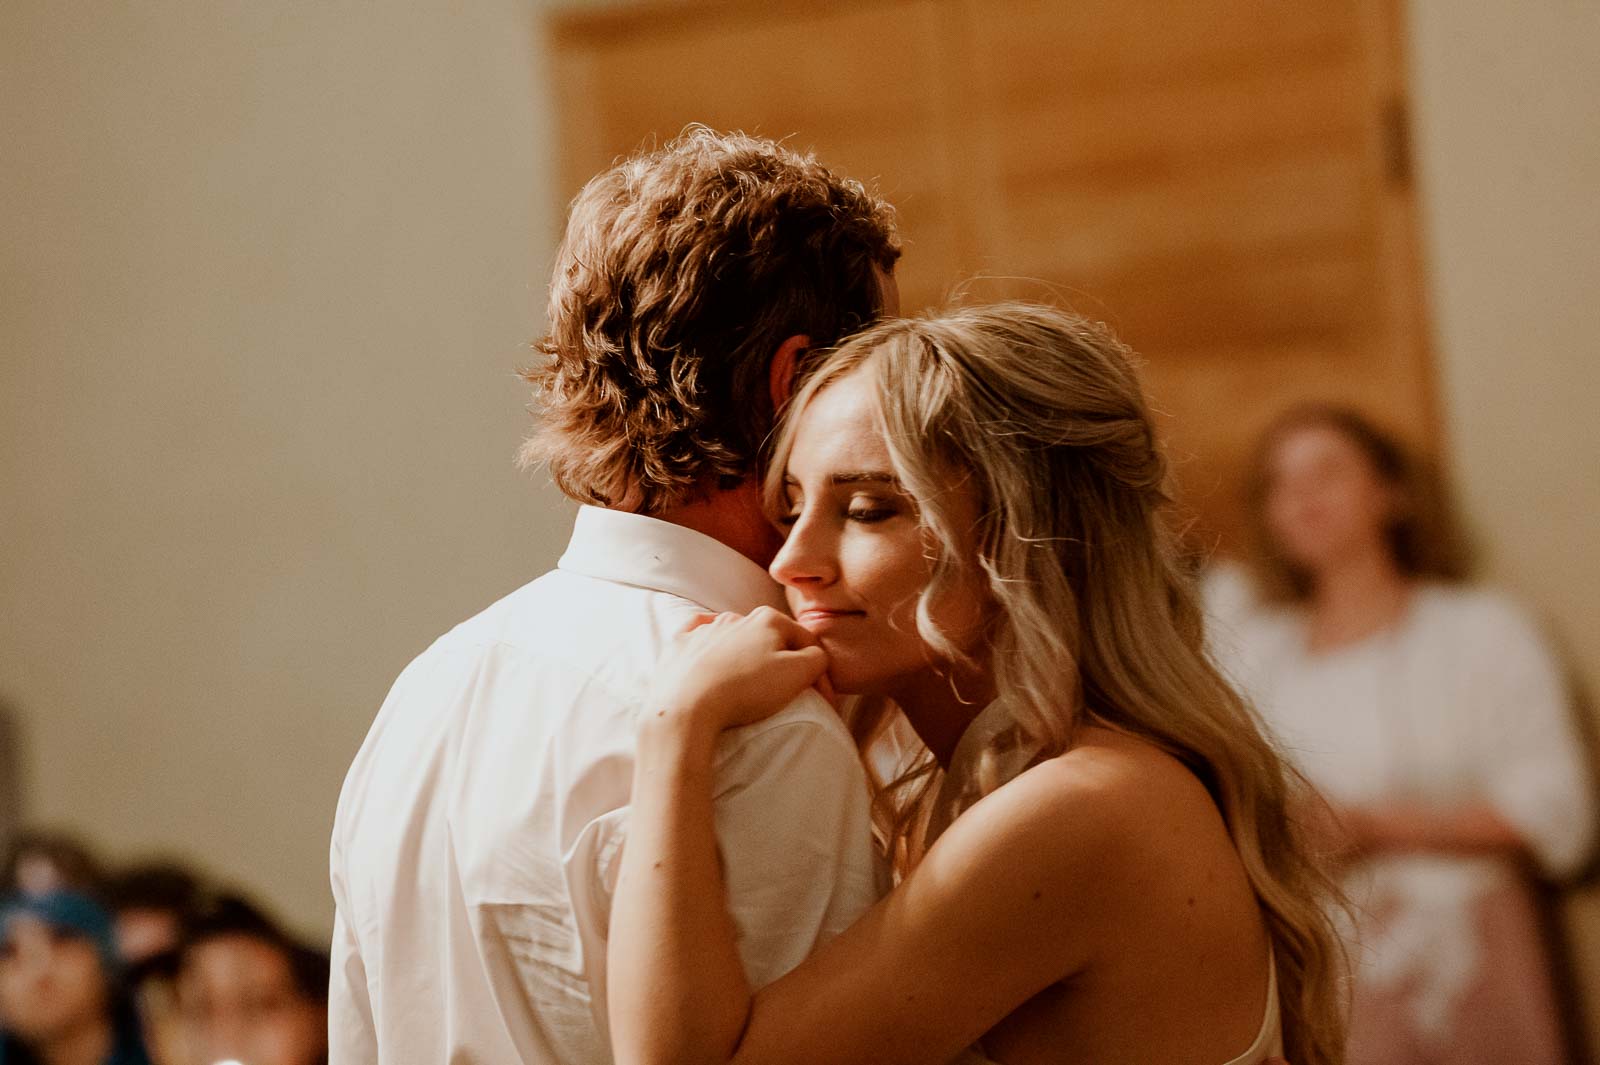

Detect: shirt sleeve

[708,695,888,987]
[328,833,379,1065]
[1474,597,1596,878]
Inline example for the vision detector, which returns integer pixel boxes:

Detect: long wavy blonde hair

[766,303,1348,1065]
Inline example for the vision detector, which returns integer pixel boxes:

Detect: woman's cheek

[855,543,927,624]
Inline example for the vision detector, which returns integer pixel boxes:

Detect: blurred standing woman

[1207,405,1595,1064]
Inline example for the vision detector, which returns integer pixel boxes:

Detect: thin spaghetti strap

[1219,950,1283,1065]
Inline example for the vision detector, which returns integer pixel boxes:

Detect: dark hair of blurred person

[175,895,326,1065]
[102,865,205,970]
[1243,404,1470,606]
[104,865,207,1065]
[0,891,151,1065]
[4,834,106,901]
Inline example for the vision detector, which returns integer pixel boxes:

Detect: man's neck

[38,1017,114,1065]
[650,479,782,570]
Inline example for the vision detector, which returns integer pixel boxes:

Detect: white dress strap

[1220,951,1284,1065]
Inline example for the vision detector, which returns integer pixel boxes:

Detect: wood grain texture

[547,0,1436,548]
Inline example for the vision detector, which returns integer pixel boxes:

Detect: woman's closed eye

[845,498,899,523]
[774,497,901,528]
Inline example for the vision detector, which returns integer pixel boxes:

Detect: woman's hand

[647,606,830,731]
[613,607,833,1065]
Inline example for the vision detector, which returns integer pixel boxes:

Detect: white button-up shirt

[329,506,885,1064]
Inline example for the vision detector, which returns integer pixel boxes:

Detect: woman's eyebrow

[830,471,898,486]
[782,471,900,490]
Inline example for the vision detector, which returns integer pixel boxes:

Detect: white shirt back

[329,507,886,1064]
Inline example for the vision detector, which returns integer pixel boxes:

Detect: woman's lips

[795,607,865,630]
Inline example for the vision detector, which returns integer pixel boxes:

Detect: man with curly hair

[329,128,902,1065]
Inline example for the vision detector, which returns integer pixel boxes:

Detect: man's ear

[769,334,811,412]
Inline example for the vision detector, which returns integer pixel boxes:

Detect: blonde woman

[606,304,1345,1065]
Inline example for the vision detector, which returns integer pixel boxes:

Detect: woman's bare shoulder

[1026,726,1221,834]
[937,726,1227,899]
[909,723,1260,993]
[982,727,1246,920]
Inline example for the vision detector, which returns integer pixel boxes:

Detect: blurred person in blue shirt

[0,891,149,1065]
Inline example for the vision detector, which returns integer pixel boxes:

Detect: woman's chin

[813,632,926,698]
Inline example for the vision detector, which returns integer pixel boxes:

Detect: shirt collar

[557,505,786,615]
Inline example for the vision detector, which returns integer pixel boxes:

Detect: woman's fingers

[776,645,829,684]
[647,608,838,731]
[746,604,822,650]
[685,607,820,652]
[748,646,828,716]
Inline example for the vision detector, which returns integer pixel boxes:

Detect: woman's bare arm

[608,712,752,1065]
[609,701,1133,1065]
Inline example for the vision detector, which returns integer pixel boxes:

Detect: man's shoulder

[713,690,865,787]
[728,688,855,740]
[427,567,590,653]
[407,566,707,679]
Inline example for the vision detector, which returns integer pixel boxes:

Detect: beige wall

[0,0,574,935]
[1409,0,1600,699]
[1405,0,1600,1041]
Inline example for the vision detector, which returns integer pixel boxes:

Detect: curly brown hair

[1244,403,1472,601]
[521,127,901,513]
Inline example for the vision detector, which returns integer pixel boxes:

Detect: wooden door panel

[1085,247,1378,355]
[1148,342,1433,542]
[548,0,1434,548]
[964,0,1359,94]
[987,61,1368,186]
[551,0,967,312]
[993,151,1369,278]
[951,0,1424,544]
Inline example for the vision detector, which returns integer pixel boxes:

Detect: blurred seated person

[104,865,205,969]
[122,954,182,1065]
[4,833,105,900]
[105,865,208,1065]
[175,896,326,1065]
[0,891,151,1065]
[1204,404,1595,1064]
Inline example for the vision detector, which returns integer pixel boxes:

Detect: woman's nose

[769,517,836,588]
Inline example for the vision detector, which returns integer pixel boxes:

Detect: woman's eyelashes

[773,495,900,529]
[845,499,898,523]
[772,498,801,529]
